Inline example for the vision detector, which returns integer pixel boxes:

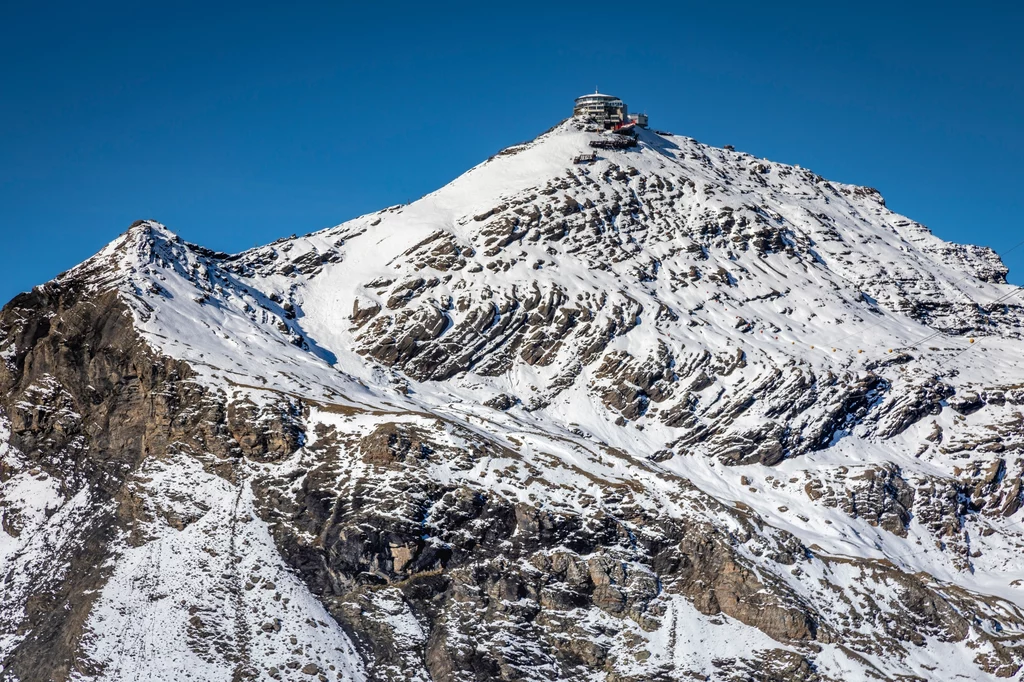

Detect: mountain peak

[117,218,182,260]
[52,219,183,292]
[4,118,1024,681]
[126,217,173,235]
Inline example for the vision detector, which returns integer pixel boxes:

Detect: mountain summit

[2,118,1024,681]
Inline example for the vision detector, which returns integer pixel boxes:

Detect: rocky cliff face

[2,120,1024,681]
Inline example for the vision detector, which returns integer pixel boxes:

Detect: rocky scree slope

[2,119,1024,681]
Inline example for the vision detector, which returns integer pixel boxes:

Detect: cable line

[821,235,1024,350]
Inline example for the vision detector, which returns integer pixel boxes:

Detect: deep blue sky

[2,1,1022,303]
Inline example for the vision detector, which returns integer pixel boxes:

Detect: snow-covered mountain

[2,118,1024,681]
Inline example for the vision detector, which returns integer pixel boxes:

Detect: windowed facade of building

[573,92,628,128]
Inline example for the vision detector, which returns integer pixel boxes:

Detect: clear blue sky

[2,1,1022,303]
